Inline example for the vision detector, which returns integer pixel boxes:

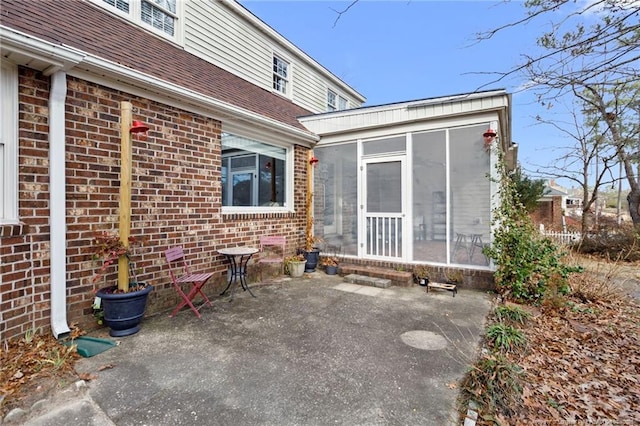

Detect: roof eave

[1,26,318,146]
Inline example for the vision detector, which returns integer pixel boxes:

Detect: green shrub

[494,305,531,325]
[486,324,526,353]
[483,157,581,303]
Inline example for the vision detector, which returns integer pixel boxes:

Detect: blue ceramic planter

[96,284,153,337]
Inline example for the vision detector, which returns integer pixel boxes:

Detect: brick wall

[0,69,310,342]
[530,196,564,231]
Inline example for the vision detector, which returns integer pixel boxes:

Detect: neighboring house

[0,0,515,342]
[530,180,569,231]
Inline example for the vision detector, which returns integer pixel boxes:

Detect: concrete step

[339,264,414,287]
[343,274,392,289]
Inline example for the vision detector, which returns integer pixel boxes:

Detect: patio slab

[25,273,494,426]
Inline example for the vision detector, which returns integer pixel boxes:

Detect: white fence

[541,230,582,245]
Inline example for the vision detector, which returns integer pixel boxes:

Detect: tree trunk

[627,189,640,226]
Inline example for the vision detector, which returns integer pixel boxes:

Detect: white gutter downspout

[50,71,71,339]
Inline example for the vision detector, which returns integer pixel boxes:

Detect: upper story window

[327,89,348,112]
[338,96,348,110]
[327,90,337,112]
[273,55,289,95]
[141,0,176,35]
[100,0,179,40]
[222,133,290,209]
[1,60,18,224]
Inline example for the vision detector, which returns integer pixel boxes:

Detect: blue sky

[239,0,578,187]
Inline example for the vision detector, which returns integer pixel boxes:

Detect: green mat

[65,336,117,358]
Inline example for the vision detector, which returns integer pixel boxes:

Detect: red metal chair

[164,246,214,318]
[257,236,286,280]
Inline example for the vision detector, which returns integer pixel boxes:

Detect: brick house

[530,181,568,232]
[1,0,516,342]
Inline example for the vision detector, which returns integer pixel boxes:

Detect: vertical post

[306,150,314,250]
[119,101,132,291]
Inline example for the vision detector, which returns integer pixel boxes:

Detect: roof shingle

[1,0,312,132]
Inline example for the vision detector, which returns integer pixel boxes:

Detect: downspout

[50,71,71,338]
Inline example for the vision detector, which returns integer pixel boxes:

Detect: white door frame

[359,154,408,260]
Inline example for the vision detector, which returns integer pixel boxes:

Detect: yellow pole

[306,150,313,250]
[118,101,132,291]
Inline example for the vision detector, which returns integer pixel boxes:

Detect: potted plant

[284,254,307,277]
[320,256,339,275]
[413,265,432,287]
[91,231,153,337]
[444,269,464,285]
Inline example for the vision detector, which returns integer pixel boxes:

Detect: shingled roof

[0,0,313,133]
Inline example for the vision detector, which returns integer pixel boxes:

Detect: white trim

[220,126,296,213]
[88,0,184,45]
[1,60,18,224]
[73,54,317,144]
[0,27,317,147]
[272,49,293,99]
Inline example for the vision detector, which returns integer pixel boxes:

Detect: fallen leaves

[1,332,81,416]
[502,294,640,425]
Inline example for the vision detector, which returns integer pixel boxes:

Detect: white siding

[300,91,510,136]
[183,1,364,113]
[185,1,271,90]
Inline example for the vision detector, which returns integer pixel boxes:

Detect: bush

[484,157,581,303]
[574,224,640,262]
[494,305,531,325]
[486,324,526,353]
[460,354,523,419]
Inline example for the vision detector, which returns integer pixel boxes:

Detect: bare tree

[529,100,620,233]
[481,0,640,225]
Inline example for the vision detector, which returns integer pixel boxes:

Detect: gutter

[73,54,319,146]
[49,71,71,339]
[1,26,319,146]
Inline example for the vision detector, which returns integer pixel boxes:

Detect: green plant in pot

[91,231,152,337]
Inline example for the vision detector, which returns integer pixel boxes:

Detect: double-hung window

[222,132,290,209]
[273,55,289,95]
[328,90,348,112]
[338,96,348,110]
[100,0,179,40]
[327,90,337,112]
[1,60,18,223]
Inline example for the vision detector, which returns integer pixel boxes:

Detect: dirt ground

[569,253,640,299]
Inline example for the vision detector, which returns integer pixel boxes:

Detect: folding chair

[164,246,214,318]
[257,236,286,280]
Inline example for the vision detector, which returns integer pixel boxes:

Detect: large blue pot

[96,284,153,337]
[301,249,320,272]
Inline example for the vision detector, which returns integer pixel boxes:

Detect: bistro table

[218,246,259,301]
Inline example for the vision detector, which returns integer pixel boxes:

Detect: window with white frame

[273,55,289,95]
[221,133,289,208]
[100,0,179,39]
[1,60,18,223]
[338,96,348,110]
[328,90,348,112]
[327,90,337,111]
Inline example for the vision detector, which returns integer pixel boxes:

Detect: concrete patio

[24,272,494,425]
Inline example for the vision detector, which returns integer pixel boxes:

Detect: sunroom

[300,90,517,271]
